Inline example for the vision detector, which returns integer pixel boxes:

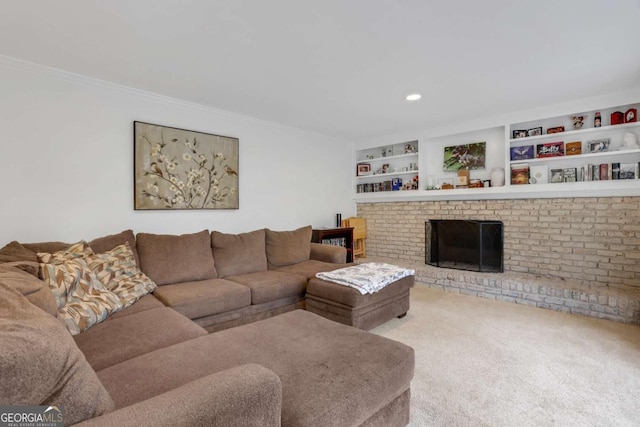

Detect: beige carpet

[370,285,640,427]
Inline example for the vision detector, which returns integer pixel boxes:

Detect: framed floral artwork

[134,121,239,210]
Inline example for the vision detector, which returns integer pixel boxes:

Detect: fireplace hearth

[426,220,503,273]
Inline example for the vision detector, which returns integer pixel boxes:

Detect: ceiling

[2,0,640,141]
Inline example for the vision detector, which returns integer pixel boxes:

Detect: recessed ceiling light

[406,94,421,101]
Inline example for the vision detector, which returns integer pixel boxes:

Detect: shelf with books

[506,102,640,187]
[355,140,420,193]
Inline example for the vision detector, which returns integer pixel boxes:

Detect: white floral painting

[134,121,239,210]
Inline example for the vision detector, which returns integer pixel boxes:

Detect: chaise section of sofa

[95,310,414,427]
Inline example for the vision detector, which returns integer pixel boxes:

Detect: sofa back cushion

[0,265,58,317]
[136,230,217,285]
[0,281,114,424]
[265,226,312,268]
[211,229,268,278]
[89,229,140,268]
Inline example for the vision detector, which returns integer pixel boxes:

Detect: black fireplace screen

[426,220,503,272]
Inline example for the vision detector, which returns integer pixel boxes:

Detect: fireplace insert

[426,220,503,272]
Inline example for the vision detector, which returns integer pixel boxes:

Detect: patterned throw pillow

[86,242,157,308]
[38,241,94,309]
[38,242,123,335]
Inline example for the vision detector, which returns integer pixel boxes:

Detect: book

[565,141,582,156]
[619,164,636,179]
[529,165,548,184]
[611,163,620,180]
[599,164,609,181]
[510,145,534,160]
[536,142,564,158]
[550,169,564,183]
[511,164,529,185]
[563,168,577,182]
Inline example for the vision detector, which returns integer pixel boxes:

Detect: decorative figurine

[594,112,601,127]
[571,115,587,129]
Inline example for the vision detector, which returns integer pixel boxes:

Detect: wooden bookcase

[312,227,354,263]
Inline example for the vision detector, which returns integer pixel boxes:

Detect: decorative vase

[490,167,505,187]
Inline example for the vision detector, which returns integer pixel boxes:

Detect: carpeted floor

[370,285,640,427]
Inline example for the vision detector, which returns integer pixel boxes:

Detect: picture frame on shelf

[382,164,390,173]
[565,141,582,156]
[510,145,534,161]
[527,127,542,137]
[550,169,564,183]
[357,163,371,176]
[512,130,528,139]
[546,126,565,134]
[536,142,564,158]
[443,141,486,171]
[625,108,637,123]
[586,138,611,153]
[563,168,577,182]
[611,111,624,125]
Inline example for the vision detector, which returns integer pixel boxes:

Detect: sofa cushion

[153,278,251,319]
[74,307,207,371]
[0,282,114,424]
[106,294,165,322]
[0,265,57,317]
[136,230,217,285]
[89,229,140,268]
[211,229,267,278]
[226,270,307,305]
[276,259,347,280]
[38,242,124,335]
[87,242,157,309]
[265,226,312,268]
[96,310,414,426]
[23,240,71,254]
[0,240,38,263]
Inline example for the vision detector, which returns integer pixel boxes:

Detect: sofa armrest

[310,242,346,264]
[74,364,281,427]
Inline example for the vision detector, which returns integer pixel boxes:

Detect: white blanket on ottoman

[316,262,415,295]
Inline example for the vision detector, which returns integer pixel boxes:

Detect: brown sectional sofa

[0,226,415,426]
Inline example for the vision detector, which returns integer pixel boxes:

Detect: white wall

[0,57,355,244]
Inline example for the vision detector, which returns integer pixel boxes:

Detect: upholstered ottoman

[306,274,414,330]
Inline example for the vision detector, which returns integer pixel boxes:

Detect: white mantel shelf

[354,180,640,203]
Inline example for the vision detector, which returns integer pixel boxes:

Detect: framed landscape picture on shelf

[443,141,486,171]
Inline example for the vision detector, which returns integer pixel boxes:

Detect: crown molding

[0,54,350,144]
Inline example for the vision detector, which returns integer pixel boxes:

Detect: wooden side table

[312,227,354,263]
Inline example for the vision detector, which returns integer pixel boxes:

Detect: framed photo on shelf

[536,142,564,158]
[586,138,610,153]
[550,169,564,183]
[527,127,543,137]
[510,145,534,161]
[546,126,565,134]
[357,163,371,176]
[443,141,486,171]
[512,130,528,139]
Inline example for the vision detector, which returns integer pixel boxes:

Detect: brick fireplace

[357,196,640,324]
